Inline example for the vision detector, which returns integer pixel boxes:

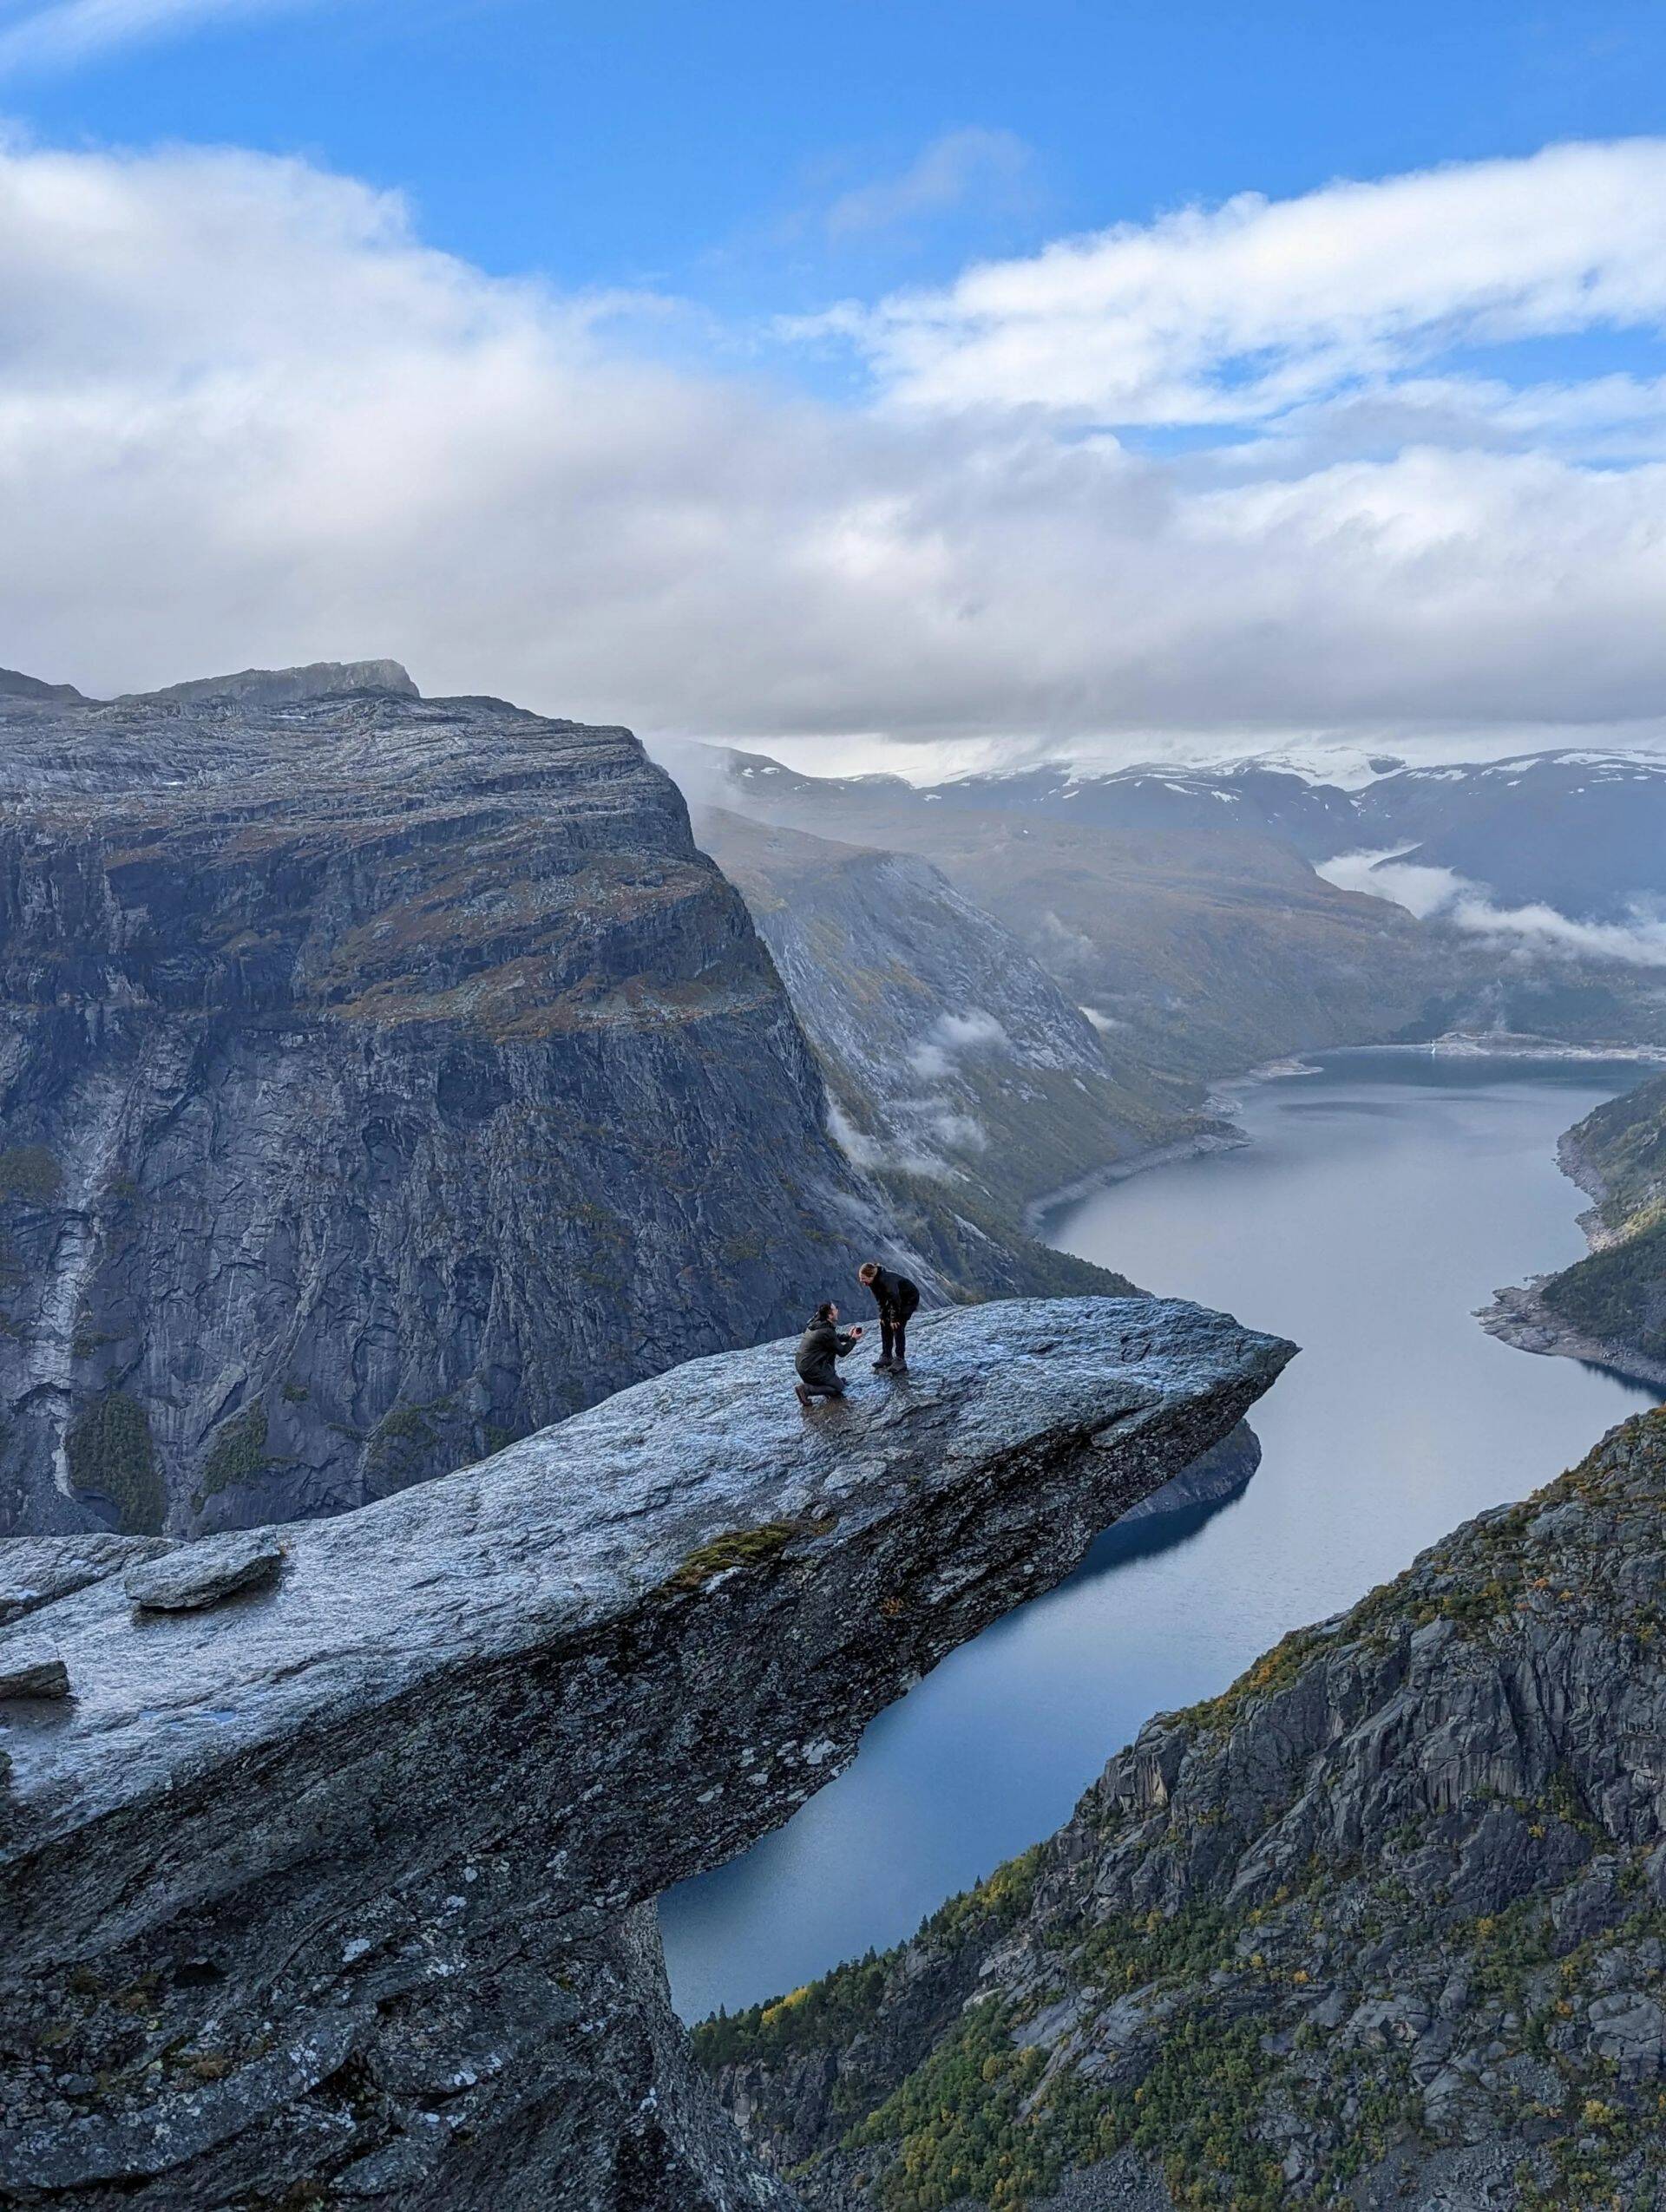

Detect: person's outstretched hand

[851,1325,864,1337]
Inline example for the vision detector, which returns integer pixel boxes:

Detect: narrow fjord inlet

[662,1051,1663,2022]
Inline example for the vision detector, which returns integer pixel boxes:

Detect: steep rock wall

[0,672,928,1536]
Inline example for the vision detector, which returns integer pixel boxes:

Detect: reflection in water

[660,1051,1662,2022]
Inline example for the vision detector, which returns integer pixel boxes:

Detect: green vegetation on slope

[1538,1075,1666,1369]
[1542,1214,1666,1365]
[65,1393,164,1535]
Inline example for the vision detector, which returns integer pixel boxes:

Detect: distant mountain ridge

[688,742,1666,921]
[665,739,1666,1083]
[0,669,85,704]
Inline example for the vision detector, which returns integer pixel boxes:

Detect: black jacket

[796,1318,857,1390]
[865,1267,920,1324]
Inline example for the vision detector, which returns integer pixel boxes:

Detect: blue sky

[3,1,1666,761]
[10,0,1666,319]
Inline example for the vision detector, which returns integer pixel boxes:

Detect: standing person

[795,1301,863,1409]
[858,1261,920,1373]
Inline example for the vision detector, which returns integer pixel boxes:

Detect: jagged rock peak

[122,658,419,708]
[0,1295,1293,2209]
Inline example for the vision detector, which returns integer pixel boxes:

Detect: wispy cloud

[826,139,1666,431]
[4,138,1666,753]
[823,128,1033,243]
[0,0,309,76]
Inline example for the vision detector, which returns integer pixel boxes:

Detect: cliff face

[705,1406,1666,2212]
[0,668,929,1538]
[0,1295,1293,2211]
[691,808,1177,1297]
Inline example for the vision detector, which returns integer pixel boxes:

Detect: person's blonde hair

[857,1261,879,1282]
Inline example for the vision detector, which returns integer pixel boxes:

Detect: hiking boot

[795,1383,814,1409]
[871,1356,894,1371]
[890,1359,909,1375]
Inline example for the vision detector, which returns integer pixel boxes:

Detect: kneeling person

[796,1300,863,1408]
[858,1260,920,1373]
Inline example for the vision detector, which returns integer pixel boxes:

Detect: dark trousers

[881,1315,908,1364]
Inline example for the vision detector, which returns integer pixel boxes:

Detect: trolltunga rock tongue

[0,1295,1292,2210]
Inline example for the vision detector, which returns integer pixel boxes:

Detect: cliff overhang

[0,1295,1293,2209]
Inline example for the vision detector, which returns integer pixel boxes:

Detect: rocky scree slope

[706,1404,1666,2212]
[1485,1073,1666,1391]
[0,1294,1293,2211]
[692,808,1195,1286]
[0,664,948,1539]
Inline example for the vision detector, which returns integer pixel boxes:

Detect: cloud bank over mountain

[3,135,1665,754]
[1319,850,1666,969]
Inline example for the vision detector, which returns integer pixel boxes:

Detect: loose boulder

[122,1533,286,1613]
[0,1641,69,1700]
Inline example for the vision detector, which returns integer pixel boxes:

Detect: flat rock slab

[0,1640,69,1700]
[122,1534,286,1613]
[3,1297,1293,1950]
[0,1537,177,1629]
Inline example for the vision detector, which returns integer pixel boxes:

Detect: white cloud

[1318,851,1666,968]
[837,139,1666,426]
[4,138,1666,752]
[0,0,309,74]
[907,1008,1010,1079]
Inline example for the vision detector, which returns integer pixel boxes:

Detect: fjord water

[660,1050,1662,2022]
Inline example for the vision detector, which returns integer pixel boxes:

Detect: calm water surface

[660,1050,1662,2021]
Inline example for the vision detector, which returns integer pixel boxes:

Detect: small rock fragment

[0,1639,71,1699]
[124,1532,286,1613]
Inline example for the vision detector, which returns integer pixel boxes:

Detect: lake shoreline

[1026,1033,1666,1240]
[1024,1122,1248,1236]
[1474,1278,1666,1395]
[1475,1114,1666,1393]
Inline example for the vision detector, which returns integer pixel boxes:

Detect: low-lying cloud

[907,1008,1010,1080]
[1318,851,1666,969]
[4,138,1666,752]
